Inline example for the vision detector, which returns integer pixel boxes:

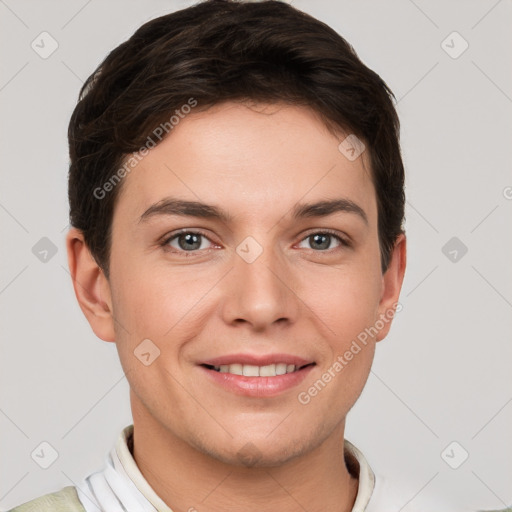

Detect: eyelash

[159,229,351,257]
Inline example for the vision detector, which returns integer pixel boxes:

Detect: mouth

[198,355,316,397]
[201,362,315,377]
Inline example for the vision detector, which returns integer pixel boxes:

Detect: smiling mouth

[201,362,315,377]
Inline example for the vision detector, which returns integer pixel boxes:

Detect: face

[93,102,403,466]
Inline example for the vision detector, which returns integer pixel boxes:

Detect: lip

[198,354,316,398]
[201,353,313,367]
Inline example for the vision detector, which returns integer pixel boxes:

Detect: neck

[130,405,359,512]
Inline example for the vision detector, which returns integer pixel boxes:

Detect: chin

[191,429,318,469]
[217,444,307,469]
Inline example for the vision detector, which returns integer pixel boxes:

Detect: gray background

[1,0,511,510]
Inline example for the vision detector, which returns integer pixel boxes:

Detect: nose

[221,239,300,331]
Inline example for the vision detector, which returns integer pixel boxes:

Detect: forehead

[114,102,377,226]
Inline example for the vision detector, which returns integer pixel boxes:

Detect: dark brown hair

[68,0,405,278]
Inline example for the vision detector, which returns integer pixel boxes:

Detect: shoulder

[366,472,470,512]
[7,485,86,512]
[479,509,512,512]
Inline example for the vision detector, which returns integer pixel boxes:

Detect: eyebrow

[138,196,368,225]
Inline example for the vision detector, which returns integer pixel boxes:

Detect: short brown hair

[68,0,405,278]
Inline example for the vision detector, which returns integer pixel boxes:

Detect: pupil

[179,233,200,251]
[312,233,330,250]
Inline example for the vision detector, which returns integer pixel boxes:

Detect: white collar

[77,424,376,512]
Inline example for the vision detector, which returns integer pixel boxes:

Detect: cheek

[304,264,382,343]
[110,256,178,326]
[112,279,164,335]
[110,266,217,352]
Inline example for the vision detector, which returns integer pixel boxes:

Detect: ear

[66,227,116,342]
[375,232,406,342]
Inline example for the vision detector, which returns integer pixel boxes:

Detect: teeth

[259,364,276,377]
[227,363,243,375]
[275,363,287,375]
[242,364,260,377]
[214,363,299,377]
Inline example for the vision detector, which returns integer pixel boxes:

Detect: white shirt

[75,424,455,512]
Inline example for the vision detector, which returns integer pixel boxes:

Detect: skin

[67,101,406,512]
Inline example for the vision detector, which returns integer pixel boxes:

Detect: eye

[160,229,350,256]
[297,230,350,251]
[161,230,215,254]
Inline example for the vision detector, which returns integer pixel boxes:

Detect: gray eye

[166,231,212,252]
[309,233,332,250]
[178,232,202,251]
[297,232,344,251]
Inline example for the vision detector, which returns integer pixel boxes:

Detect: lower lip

[199,365,315,397]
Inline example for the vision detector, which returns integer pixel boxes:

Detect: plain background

[1,0,511,510]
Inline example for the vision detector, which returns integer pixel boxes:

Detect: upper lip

[201,353,314,367]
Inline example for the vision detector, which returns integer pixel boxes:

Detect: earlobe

[375,233,407,342]
[65,227,116,342]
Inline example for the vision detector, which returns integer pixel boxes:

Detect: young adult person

[10,1,459,510]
